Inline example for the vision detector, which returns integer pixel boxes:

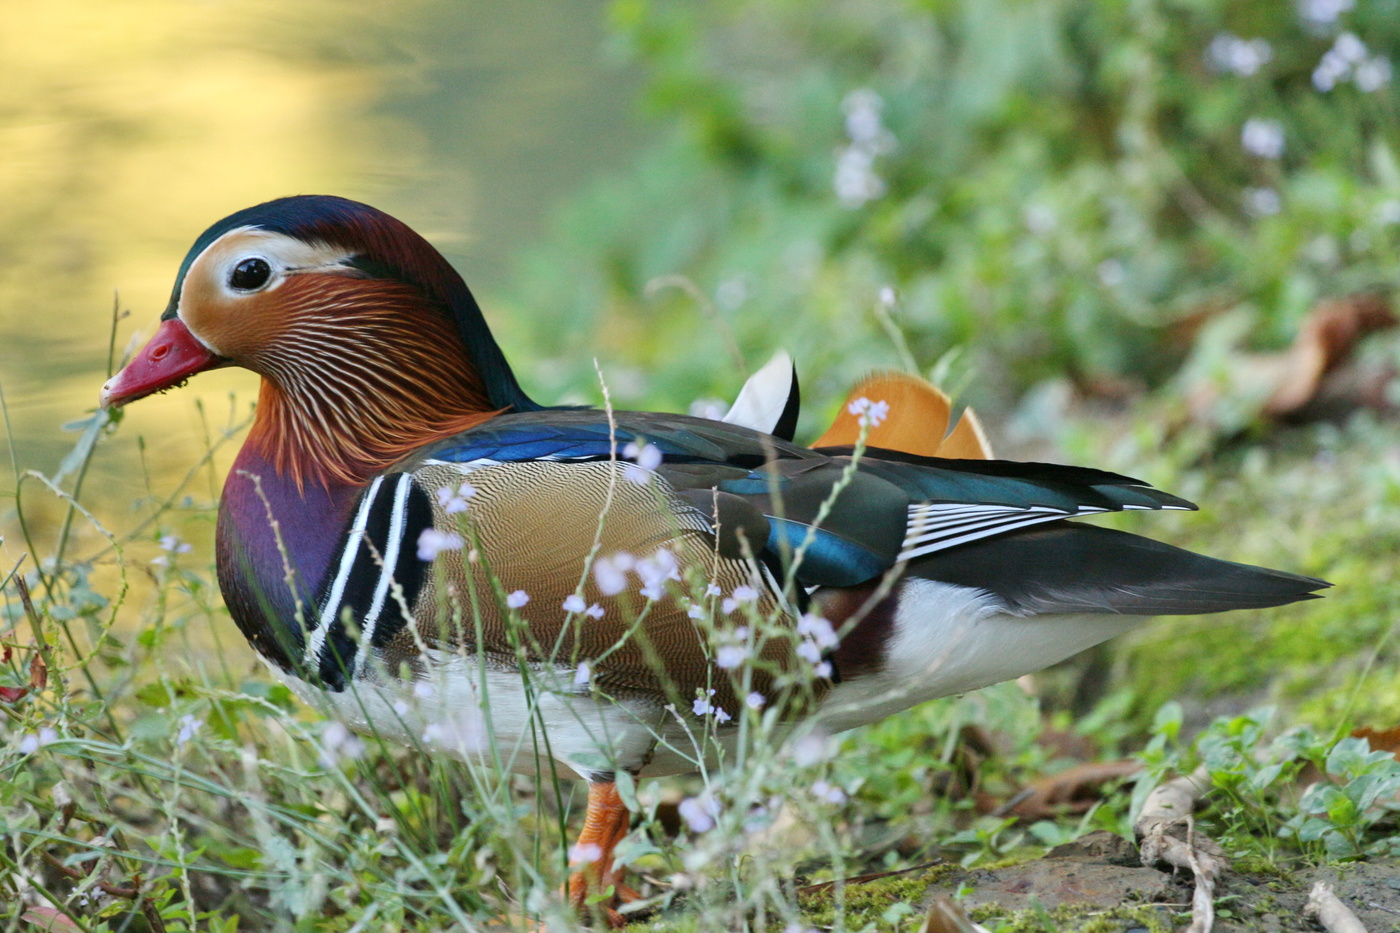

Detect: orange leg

[566,780,640,927]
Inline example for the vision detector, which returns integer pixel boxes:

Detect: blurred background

[4,0,1400,720]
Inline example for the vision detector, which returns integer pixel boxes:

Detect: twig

[1135,767,1224,933]
[1305,882,1368,933]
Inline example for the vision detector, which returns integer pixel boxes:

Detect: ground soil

[910,831,1400,932]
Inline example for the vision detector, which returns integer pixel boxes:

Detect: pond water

[0,0,642,568]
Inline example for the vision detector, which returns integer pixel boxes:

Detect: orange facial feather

[241,274,499,489]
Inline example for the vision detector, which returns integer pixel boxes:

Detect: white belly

[275,580,1147,779]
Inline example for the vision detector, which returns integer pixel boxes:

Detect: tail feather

[909,522,1329,616]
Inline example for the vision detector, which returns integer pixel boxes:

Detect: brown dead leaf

[20,907,84,932]
[1183,293,1397,432]
[30,651,47,691]
[1352,724,1400,760]
[1263,294,1397,417]
[991,760,1141,820]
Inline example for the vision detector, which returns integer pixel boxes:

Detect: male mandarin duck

[100,195,1326,925]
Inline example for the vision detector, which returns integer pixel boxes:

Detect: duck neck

[218,292,503,672]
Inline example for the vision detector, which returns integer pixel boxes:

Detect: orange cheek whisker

[241,277,500,491]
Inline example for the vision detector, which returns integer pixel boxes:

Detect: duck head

[101,196,539,487]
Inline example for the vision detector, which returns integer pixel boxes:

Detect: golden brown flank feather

[813,371,993,459]
[241,274,501,489]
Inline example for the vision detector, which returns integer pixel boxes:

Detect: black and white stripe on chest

[306,473,434,691]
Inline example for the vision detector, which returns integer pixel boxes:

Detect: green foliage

[508,0,1400,427]
[1135,704,1400,868]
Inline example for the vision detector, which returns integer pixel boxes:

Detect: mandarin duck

[100,195,1327,925]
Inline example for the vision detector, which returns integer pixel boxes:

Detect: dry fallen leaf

[991,760,1141,820]
[19,907,84,932]
[1263,294,1397,418]
[1352,725,1400,760]
[1183,293,1396,430]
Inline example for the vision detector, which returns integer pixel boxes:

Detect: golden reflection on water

[1,0,638,647]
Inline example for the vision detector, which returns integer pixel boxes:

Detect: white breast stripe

[306,475,384,666]
[354,474,412,675]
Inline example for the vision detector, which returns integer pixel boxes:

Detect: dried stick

[1305,882,1368,933]
[1135,767,1224,933]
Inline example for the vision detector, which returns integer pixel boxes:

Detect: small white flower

[815,661,833,679]
[562,593,587,614]
[692,689,718,717]
[1206,34,1273,77]
[792,731,833,767]
[796,641,824,664]
[1244,187,1282,217]
[158,535,192,554]
[623,441,663,484]
[1335,32,1367,64]
[691,688,732,722]
[878,285,896,307]
[722,598,739,615]
[1355,56,1392,92]
[574,662,592,687]
[1241,118,1284,159]
[422,723,446,744]
[715,645,749,669]
[812,780,847,805]
[797,613,839,649]
[834,89,895,208]
[705,583,722,597]
[1313,33,1387,91]
[1299,0,1353,26]
[319,721,364,766]
[505,590,529,609]
[392,700,410,716]
[436,482,476,514]
[687,604,706,619]
[416,528,464,561]
[746,692,766,709]
[635,548,680,600]
[584,603,605,620]
[1096,258,1125,287]
[593,552,633,596]
[678,794,721,833]
[846,396,890,427]
[18,727,58,755]
[569,842,604,865]
[731,585,758,603]
[175,714,203,747]
[413,681,435,699]
[690,398,729,421]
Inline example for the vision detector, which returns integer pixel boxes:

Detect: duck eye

[229,258,272,291]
